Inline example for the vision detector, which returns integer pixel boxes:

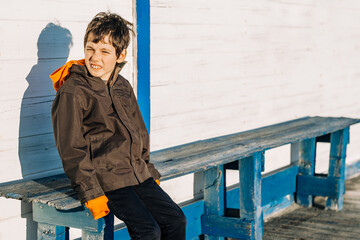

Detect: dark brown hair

[84,12,133,57]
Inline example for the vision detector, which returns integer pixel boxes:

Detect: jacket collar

[70,62,126,92]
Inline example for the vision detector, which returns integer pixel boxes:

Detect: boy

[50,12,186,240]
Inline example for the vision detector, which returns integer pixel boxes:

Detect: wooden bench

[0,116,359,240]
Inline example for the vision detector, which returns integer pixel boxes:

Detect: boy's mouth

[91,64,102,70]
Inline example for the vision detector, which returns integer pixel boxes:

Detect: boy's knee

[144,224,161,240]
[179,212,187,228]
[164,212,186,240]
[130,221,160,240]
[173,211,187,229]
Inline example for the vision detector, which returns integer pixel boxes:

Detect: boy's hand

[85,195,110,220]
[155,179,160,185]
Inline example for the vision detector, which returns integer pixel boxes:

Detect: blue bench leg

[239,152,264,240]
[33,202,109,240]
[202,165,225,240]
[82,229,104,239]
[296,138,316,207]
[37,223,67,240]
[326,128,349,210]
[202,152,263,239]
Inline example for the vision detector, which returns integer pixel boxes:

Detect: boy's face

[85,33,126,81]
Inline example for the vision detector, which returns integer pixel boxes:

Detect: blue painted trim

[326,128,349,210]
[37,223,67,240]
[297,175,339,198]
[33,203,105,233]
[262,194,294,219]
[296,138,316,207]
[203,166,225,216]
[201,215,253,239]
[136,0,151,132]
[114,227,130,239]
[238,152,263,239]
[262,164,298,206]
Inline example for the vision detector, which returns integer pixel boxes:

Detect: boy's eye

[102,50,110,54]
[86,48,94,51]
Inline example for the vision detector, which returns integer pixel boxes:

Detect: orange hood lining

[50,59,85,91]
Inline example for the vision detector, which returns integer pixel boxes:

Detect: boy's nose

[91,50,101,61]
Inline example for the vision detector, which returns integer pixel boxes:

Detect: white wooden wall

[0,1,134,239]
[150,0,360,202]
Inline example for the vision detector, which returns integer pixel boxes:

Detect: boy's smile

[85,33,126,81]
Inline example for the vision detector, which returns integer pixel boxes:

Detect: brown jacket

[51,64,161,204]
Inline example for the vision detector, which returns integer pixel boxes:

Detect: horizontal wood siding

[0,1,133,239]
[0,1,134,182]
[149,0,360,156]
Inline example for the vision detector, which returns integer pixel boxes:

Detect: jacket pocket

[89,138,107,167]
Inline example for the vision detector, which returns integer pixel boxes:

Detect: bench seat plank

[153,116,360,180]
[0,174,70,200]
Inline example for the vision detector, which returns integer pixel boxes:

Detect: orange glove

[85,195,110,220]
[155,179,160,185]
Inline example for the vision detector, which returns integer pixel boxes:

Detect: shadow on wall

[18,23,72,180]
[18,23,72,240]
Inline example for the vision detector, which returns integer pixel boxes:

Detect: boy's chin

[89,71,106,80]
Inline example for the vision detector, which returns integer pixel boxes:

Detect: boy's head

[84,12,132,58]
[84,12,133,80]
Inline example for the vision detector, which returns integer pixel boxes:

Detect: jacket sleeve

[128,82,161,180]
[51,92,104,204]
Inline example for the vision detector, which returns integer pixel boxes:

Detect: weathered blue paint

[228,163,298,208]
[201,215,253,239]
[202,165,226,240]
[37,223,67,240]
[239,152,263,240]
[262,194,294,219]
[227,164,298,220]
[182,200,204,239]
[81,229,104,240]
[260,151,265,172]
[33,203,105,234]
[296,138,316,207]
[261,164,298,206]
[297,175,339,198]
[326,128,349,210]
[203,166,225,216]
[113,228,130,240]
[136,0,151,132]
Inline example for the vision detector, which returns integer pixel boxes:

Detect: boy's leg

[105,186,161,240]
[133,178,187,240]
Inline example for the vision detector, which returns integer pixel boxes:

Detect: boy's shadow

[18,22,73,240]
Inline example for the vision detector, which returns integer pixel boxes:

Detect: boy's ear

[116,49,127,63]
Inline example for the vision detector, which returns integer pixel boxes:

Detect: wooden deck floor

[263,174,360,240]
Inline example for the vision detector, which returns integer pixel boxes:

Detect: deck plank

[263,174,360,240]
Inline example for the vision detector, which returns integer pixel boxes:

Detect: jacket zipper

[107,85,140,184]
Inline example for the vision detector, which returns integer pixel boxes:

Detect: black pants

[105,178,186,240]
